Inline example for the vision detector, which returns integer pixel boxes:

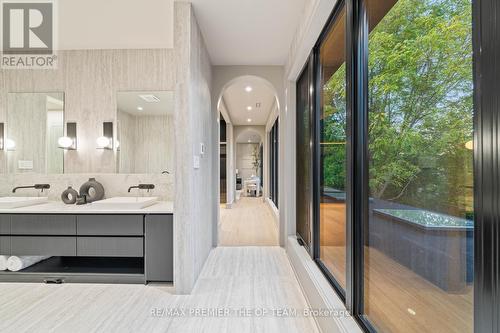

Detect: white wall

[174,2,214,294]
[236,143,259,180]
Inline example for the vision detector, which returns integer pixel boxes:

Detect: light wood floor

[219,197,278,246]
[319,202,473,333]
[0,247,318,333]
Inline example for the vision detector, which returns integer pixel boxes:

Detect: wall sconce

[58,122,77,150]
[0,123,3,150]
[0,124,15,151]
[96,122,113,150]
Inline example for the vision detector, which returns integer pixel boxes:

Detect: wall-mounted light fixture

[96,121,113,150]
[0,124,15,151]
[0,123,4,150]
[58,122,77,150]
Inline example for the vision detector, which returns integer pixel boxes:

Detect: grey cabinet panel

[77,237,143,257]
[11,215,76,235]
[11,237,76,256]
[145,215,173,282]
[77,215,143,236]
[0,215,11,234]
[0,236,10,255]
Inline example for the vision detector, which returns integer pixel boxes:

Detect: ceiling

[236,130,262,144]
[222,76,276,126]
[58,0,173,50]
[57,0,305,65]
[188,0,306,65]
[117,91,174,116]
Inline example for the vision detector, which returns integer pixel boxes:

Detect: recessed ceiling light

[247,118,252,122]
[256,102,261,108]
[137,106,144,111]
[245,86,252,92]
[247,106,252,111]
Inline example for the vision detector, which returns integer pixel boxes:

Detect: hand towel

[0,255,9,270]
[7,256,50,272]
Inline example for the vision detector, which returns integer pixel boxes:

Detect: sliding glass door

[363,0,474,331]
[220,115,227,204]
[317,5,348,292]
[295,0,485,331]
[296,62,313,249]
[269,119,279,207]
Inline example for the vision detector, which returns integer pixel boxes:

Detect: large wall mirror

[116,91,174,174]
[7,92,64,174]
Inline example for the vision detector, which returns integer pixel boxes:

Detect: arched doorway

[215,75,280,246]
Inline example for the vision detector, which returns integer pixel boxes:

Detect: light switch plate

[200,142,205,156]
[193,155,200,169]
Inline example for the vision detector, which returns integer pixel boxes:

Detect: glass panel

[220,114,227,204]
[319,7,347,290]
[364,0,474,332]
[296,63,312,248]
[269,128,274,201]
[272,121,279,207]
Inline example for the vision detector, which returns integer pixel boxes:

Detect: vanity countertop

[0,201,173,214]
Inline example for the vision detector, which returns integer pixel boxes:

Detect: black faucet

[12,184,51,193]
[128,184,155,193]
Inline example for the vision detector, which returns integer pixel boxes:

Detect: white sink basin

[90,197,159,210]
[0,197,49,209]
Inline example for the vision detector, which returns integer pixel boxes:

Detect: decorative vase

[61,186,79,205]
[79,178,105,203]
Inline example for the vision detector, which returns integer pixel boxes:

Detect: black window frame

[269,119,279,207]
[296,0,500,331]
[311,0,348,302]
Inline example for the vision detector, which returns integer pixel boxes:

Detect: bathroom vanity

[0,202,173,284]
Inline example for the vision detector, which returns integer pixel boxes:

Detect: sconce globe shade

[96,136,111,148]
[5,139,15,150]
[58,136,73,148]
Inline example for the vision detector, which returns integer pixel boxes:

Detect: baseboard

[265,198,279,229]
[286,236,362,333]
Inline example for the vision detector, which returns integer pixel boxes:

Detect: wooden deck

[319,202,473,332]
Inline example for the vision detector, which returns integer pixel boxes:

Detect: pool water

[374,209,473,229]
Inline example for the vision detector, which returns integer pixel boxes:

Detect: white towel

[0,255,9,271]
[7,256,50,272]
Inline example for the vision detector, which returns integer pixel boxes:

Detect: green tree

[323,0,473,215]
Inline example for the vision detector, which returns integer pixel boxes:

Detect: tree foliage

[322,0,473,216]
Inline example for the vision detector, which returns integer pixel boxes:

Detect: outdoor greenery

[322,0,473,216]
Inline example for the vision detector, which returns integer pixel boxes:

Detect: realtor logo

[1,1,56,68]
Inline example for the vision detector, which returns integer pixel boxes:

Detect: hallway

[0,247,318,333]
[219,197,278,246]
